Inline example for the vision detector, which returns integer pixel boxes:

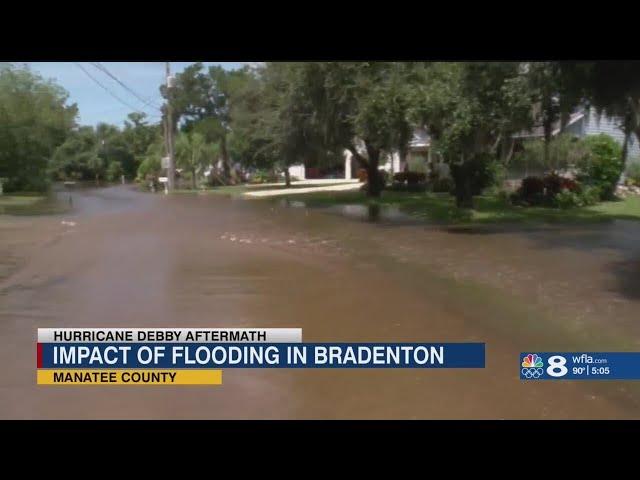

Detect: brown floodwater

[1,185,640,419]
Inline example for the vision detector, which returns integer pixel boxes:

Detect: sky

[22,62,245,127]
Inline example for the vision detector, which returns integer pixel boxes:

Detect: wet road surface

[1,186,640,419]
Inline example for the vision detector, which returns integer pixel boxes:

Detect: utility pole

[165,62,176,191]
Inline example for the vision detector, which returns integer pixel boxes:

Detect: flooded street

[1,186,640,419]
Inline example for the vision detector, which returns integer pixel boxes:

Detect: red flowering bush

[543,173,579,196]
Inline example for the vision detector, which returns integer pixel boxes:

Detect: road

[1,186,639,418]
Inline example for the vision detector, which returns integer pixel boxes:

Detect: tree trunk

[220,135,231,183]
[543,116,552,171]
[502,138,516,165]
[364,145,383,198]
[628,97,640,148]
[454,180,473,208]
[622,128,630,169]
[451,157,474,209]
[284,168,291,188]
[192,168,197,190]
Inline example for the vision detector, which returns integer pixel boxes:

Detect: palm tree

[175,132,219,189]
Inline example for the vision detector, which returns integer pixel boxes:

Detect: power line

[74,63,150,115]
[73,63,161,121]
[90,62,163,111]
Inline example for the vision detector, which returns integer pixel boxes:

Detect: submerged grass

[281,190,640,225]
[0,194,70,216]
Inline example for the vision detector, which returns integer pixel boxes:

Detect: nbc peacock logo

[521,353,544,379]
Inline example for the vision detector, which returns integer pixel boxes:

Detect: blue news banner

[520,352,640,380]
[40,343,485,369]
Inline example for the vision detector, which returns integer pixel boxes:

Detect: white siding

[288,164,305,180]
[584,109,640,159]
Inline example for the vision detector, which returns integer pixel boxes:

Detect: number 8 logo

[546,355,568,377]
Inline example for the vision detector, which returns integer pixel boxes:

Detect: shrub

[577,134,624,200]
[2,175,51,193]
[553,185,600,209]
[393,172,407,183]
[543,173,580,196]
[407,172,426,185]
[393,171,426,185]
[431,177,454,193]
[487,161,507,189]
[519,176,545,199]
[450,153,497,196]
[511,134,589,175]
[515,174,590,207]
[554,190,583,209]
[137,156,161,181]
[106,161,123,182]
[580,185,601,206]
[249,170,279,184]
[496,189,511,206]
[388,182,427,193]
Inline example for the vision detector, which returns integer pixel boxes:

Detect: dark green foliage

[0,65,77,192]
[450,153,497,199]
[390,171,427,192]
[431,177,455,193]
[554,185,601,209]
[106,161,123,182]
[393,171,426,185]
[519,176,546,200]
[576,134,624,200]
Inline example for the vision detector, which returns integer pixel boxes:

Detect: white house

[288,105,640,182]
[515,106,640,158]
[326,127,438,180]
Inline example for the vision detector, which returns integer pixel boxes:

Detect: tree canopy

[3,61,638,206]
[0,64,77,191]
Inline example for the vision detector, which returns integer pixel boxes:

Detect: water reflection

[367,203,381,222]
[326,203,413,224]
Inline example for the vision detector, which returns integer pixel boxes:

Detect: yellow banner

[37,369,222,386]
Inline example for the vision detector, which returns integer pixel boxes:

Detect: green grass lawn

[279,189,640,225]
[0,194,70,216]
[0,194,45,206]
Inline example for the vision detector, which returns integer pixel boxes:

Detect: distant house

[340,128,437,180]
[287,128,437,181]
[288,105,640,181]
[514,106,640,159]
